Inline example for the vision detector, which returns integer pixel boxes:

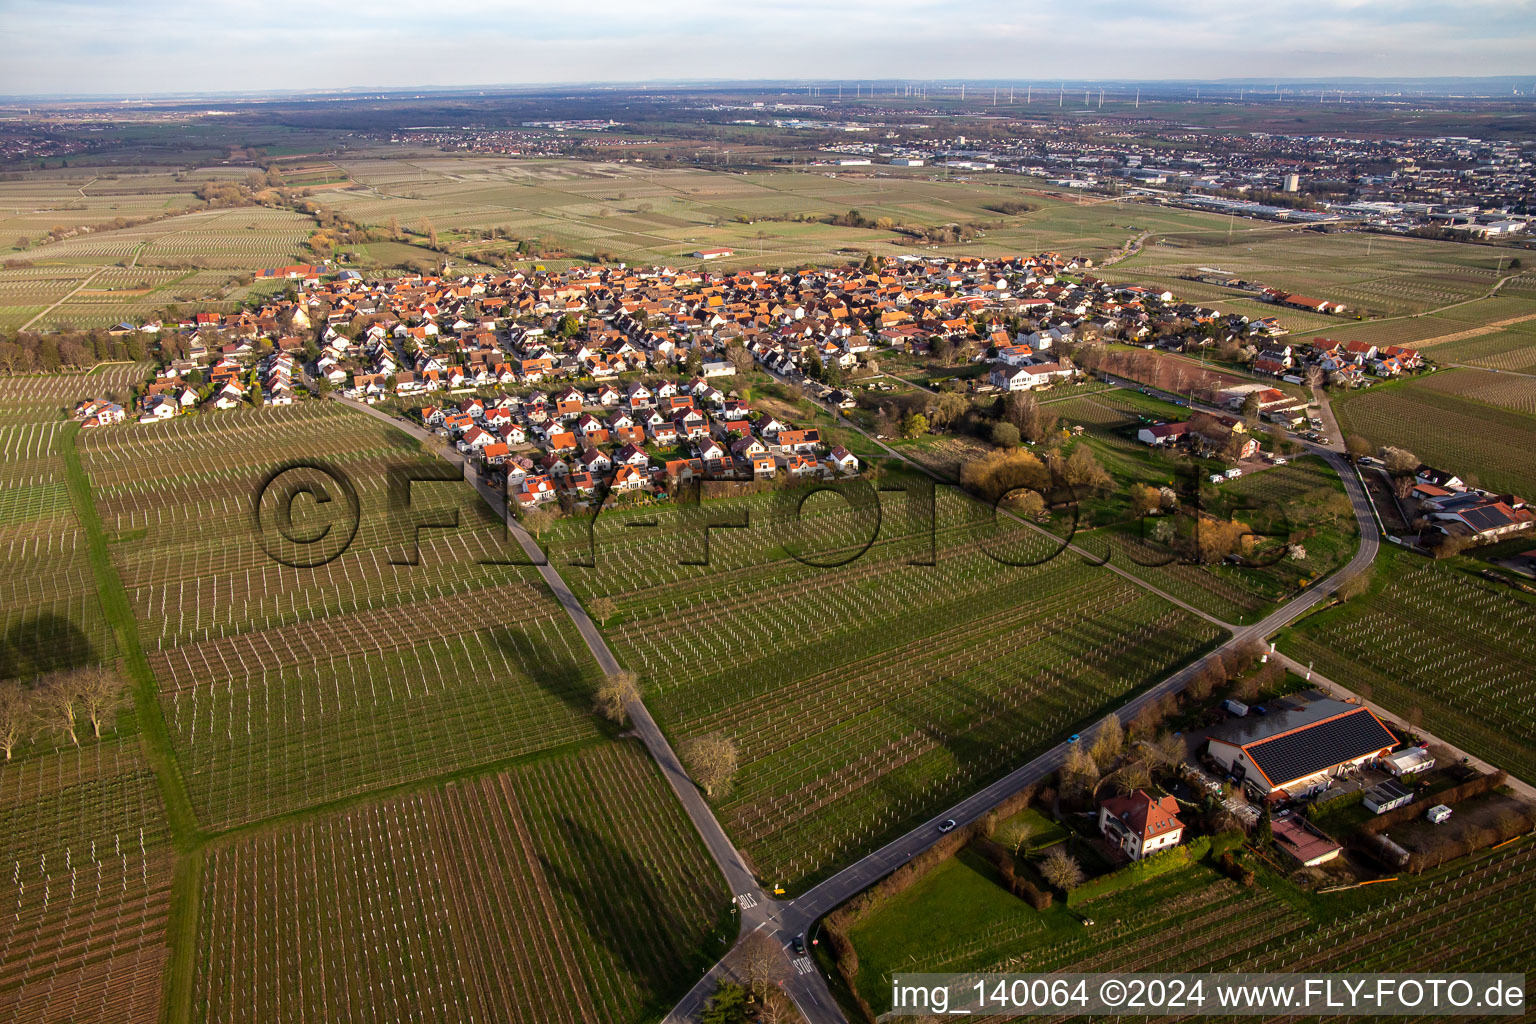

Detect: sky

[1,0,1534,96]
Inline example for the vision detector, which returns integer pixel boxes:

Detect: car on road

[790,934,805,954]
[1068,733,1081,744]
[937,819,957,834]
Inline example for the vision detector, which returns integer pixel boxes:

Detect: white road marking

[736,892,757,909]
[793,956,815,975]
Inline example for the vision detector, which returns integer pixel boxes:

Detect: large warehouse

[1206,697,1398,798]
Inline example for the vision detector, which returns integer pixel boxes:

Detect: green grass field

[848,837,1536,1015]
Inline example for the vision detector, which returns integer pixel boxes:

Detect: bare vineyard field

[1411,367,1536,415]
[2,199,312,330]
[1332,377,1536,498]
[0,396,125,679]
[321,155,1190,268]
[79,401,606,829]
[0,738,174,1024]
[548,486,1221,888]
[1283,551,1536,781]
[1122,226,1513,318]
[192,742,728,1024]
[1427,323,1536,373]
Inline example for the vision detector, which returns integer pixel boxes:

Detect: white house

[1097,790,1184,861]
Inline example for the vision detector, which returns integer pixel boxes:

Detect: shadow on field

[0,613,97,680]
[489,625,593,718]
[878,674,1001,802]
[539,815,688,1004]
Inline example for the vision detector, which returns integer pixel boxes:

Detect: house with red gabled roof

[614,442,650,468]
[578,447,612,474]
[515,474,556,507]
[825,445,859,475]
[749,452,776,478]
[460,425,495,451]
[1137,422,1191,447]
[1098,790,1184,861]
[611,464,648,492]
[776,428,821,453]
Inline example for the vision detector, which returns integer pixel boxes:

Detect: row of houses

[1409,466,1534,544]
[141,251,1258,408]
[1252,337,1425,387]
[419,377,859,507]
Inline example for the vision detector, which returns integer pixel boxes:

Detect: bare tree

[593,670,640,726]
[36,673,82,747]
[0,681,29,761]
[1150,730,1187,772]
[1116,759,1153,794]
[738,931,785,999]
[1059,746,1099,798]
[76,667,125,739]
[680,733,739,797]
[522,505,557,539]
[725,342,754,376]
[1336,568,1372,603]
[588,596,617,626]
[758,990,795,1024]
[1089,713,1123,765]
[1380,445,1420,477]
[1040,849,1084,891]
[995,818,1034,857]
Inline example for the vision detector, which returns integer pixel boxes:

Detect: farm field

[77,401,608,830]
[0,737,175,1024]
[2,200,314,330]
[1331,373,1536,498]
[0,369,146,682]
[847,837,1536,1016]
[545,484,1222,889]
[191,742,728,1024]
[319,155,1234,270]
[1120,227,1519,319]
[1280,548,1536,782]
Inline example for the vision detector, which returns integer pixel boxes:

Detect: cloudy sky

[1,0,1533,96]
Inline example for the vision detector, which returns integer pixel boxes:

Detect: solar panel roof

[1245,707,1397,787]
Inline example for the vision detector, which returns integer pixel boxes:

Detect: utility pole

[1135,88,1140,110]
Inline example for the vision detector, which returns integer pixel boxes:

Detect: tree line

[0,666,127,760]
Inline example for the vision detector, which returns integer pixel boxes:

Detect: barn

[1206,697,1397,799]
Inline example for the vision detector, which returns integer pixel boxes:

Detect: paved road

[340,375,1384,1024]
[657,372,1384,1022]
[332,397,842,1022]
